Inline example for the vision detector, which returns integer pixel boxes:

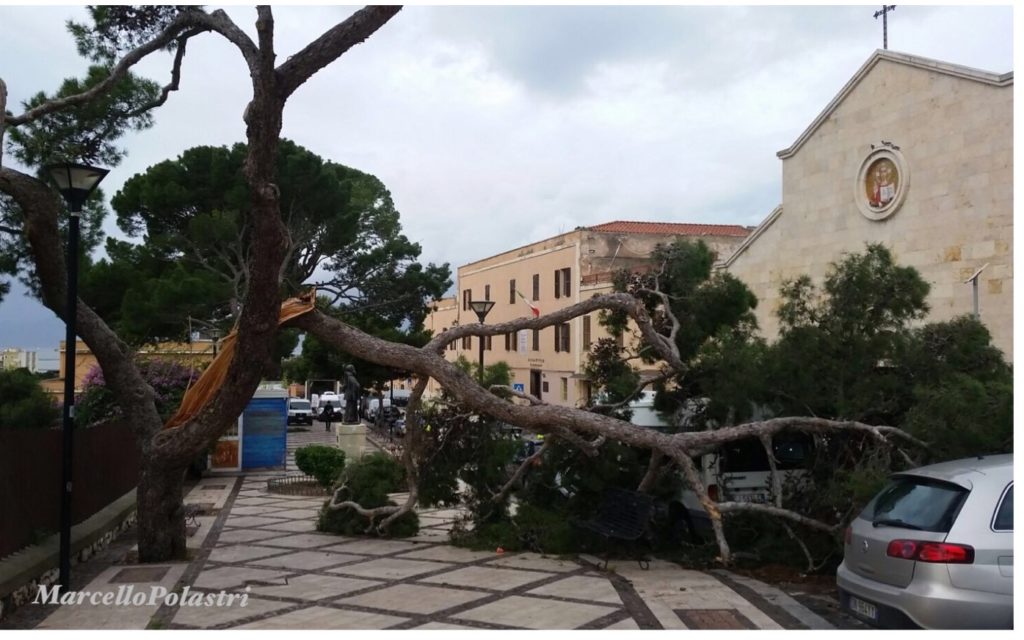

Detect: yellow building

[40,339,218,403]
[425,221,750,405]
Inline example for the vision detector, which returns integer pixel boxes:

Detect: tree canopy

[78,139,451,345]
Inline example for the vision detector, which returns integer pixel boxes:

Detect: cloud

[0,4,1013,348]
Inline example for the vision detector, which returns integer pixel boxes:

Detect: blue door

[242,397,287,469]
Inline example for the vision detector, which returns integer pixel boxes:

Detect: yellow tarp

[164,291,316,429]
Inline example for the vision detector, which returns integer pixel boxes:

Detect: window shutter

[553,325,559,352]
[554,270,561,299]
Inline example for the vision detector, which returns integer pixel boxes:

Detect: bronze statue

[341,364,361,424]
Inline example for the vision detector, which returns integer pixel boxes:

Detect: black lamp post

[468,300,495,384]
[45,162,109,591]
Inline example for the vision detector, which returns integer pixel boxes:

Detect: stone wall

[726,54,1012,357]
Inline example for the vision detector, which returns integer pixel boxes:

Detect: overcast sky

[0,3,1015,354]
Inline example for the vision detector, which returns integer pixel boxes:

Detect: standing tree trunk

[136,459,188,562]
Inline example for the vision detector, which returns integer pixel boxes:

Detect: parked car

[317,392,341,419]
[286,398,313,425]
[837,453,1013,629]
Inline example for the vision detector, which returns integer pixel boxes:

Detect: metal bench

[184,503,203,529]
[572,488,655,570]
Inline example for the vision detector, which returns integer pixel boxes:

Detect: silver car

[837,453,1013,629]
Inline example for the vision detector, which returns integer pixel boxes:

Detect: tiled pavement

[33,471,837,630]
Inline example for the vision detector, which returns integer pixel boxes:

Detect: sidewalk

[20,467,841,630]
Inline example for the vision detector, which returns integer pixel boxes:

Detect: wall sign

[855,143,909,221]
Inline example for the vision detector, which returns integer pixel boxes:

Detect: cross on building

[874,5,896,50]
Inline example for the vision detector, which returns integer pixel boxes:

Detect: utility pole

[874,5,896,50]
[964,263,989,319]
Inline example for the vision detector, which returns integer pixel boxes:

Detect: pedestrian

[322,401,335,433]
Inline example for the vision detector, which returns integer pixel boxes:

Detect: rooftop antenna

[874,5,896,50]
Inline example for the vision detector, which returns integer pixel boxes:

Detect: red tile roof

[589,220,751,237]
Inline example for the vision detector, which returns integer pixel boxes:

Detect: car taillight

[886,540,974,564]
[707,484,719,502]
[844,526,852,546]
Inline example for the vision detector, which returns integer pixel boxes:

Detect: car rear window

[864,476,968,533]
[993,484,1013,531]
[290,401,310,410]
[720,436,812,472]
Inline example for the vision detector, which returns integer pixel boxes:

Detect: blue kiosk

[209,386,288,472]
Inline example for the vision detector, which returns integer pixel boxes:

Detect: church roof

[589,220,751,237]
[777,49,1013,160]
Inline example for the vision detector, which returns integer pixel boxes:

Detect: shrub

[317,452,417,537]
[0,368,59,430]
[75,359,198,426]
[295,445,346,487]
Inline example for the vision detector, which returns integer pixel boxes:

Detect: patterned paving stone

[257,533,352,549]
[193,566,293,590]
[453,595,617,629]
[325,538,425,556]
[256,519,319,533]
[250,550,366,571]
[413,621,484,630]
[207,545,292,564]
[217,528,288,544]
[486,552,578,573]
[235,606,408,629]
[171,594,291,628]
[333,583,491,615]
[396,545,500,564]
[247,574,383,600]
[422,565,555,591]
[527,575,623,604]
[604,617,641,629]
[225,515,291,528]
[270,508,322,519]
[329,558,452,580]
[230,505,298,516]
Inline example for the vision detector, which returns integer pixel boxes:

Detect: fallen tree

[291,292,927,564]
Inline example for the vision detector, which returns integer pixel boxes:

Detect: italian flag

[516,289,540,317]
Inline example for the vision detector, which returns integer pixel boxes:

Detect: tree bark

[136,460,188,562]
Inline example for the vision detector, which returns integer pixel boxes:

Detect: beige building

[1,348,37,372]
[724,50,1013,358]
[40,339,218,403]
[425,221,750,405]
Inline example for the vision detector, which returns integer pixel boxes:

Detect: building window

[485,335,492,351]
[462,335,472,350]
[583,315,592,349]
[554,267,571,299]
[560,378,568,401]
[532,273,540,300]
[484,284,491,301]
[504,332,511,351]
[462,289,471,311]
[559,322,570,352]
[532,329,539,351]
[542,381,549,394]
[509,278,516,304]
[614,332,624,349]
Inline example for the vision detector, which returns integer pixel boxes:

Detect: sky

[0,2,1015,357]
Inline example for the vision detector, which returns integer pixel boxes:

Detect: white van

[287,397,313,425]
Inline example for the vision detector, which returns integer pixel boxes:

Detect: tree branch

[275,6,402,99]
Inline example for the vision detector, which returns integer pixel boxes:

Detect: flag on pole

[515,289,540,317]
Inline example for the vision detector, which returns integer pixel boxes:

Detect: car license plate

[848,596,878,621]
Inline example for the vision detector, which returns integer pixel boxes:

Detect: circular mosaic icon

[856,146,909,221]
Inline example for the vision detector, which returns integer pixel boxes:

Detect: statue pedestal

[335,422,368,461]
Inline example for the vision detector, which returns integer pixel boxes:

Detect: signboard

[513,383,525,393]
[517,330,528,354]
[242,397,287,469]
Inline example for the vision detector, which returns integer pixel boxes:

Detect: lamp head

[45,162,109,214]
[468,299,495,322]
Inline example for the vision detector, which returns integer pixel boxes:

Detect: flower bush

[75,358,199,426]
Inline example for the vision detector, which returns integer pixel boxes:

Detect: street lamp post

[45,162,109,592]
[468,300,495,384]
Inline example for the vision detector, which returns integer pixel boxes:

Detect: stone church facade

[723,50,1013,358]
